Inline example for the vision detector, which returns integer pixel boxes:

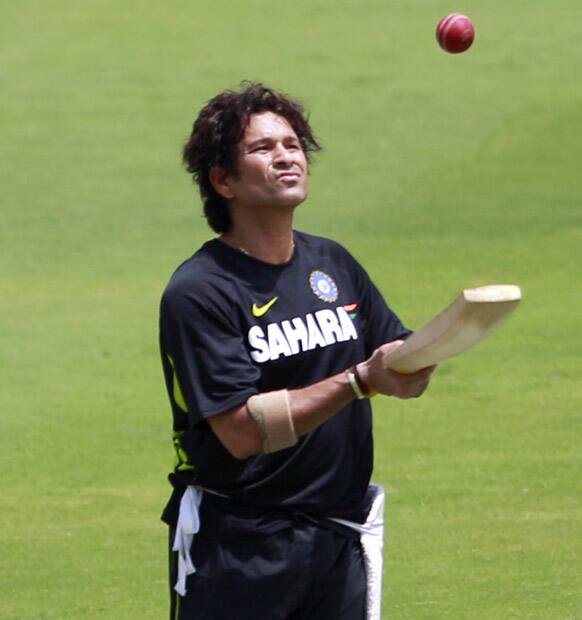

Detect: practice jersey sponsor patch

[248,306,358,363]
[309,271,338,303]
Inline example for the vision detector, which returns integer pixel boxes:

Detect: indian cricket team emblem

[309,271,338,303]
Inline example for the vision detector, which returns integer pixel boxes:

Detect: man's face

[224,111,309,211]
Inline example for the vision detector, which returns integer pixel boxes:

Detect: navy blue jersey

[159,231,410,534]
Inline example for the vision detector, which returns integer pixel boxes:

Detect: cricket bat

[382,284,522,373]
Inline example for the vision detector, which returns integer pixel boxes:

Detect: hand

[358,340,436,399]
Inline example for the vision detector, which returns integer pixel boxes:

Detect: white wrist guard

[246,390,297,453]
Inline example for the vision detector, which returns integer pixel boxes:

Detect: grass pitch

[1,1,581,618]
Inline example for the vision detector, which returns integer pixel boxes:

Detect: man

[159,82,434,619]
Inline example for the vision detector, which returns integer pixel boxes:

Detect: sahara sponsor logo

[248,305,358,363]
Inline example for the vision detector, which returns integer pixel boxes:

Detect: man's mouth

[277,172,301,181]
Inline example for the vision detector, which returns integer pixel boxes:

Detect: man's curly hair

[182,82,321,233]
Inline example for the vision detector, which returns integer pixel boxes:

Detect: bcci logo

[309,271,338,303]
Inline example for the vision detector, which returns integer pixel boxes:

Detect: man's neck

[221,205,296,265]
[220,228,295,265]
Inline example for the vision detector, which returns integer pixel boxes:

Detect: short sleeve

[159,288,260,426]
[341,250,412,355]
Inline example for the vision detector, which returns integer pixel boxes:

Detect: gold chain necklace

[239,240,295,260]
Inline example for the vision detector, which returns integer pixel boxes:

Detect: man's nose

[273,144,293,166]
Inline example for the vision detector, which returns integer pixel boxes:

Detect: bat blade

[382,285,522,373]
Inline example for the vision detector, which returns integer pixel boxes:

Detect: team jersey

[159,231,410,535]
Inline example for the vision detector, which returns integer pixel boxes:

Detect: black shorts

[168,519,367,620]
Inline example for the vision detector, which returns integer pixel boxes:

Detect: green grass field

[1,1,581,618]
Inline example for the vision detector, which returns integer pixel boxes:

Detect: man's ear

[209,167,235,200]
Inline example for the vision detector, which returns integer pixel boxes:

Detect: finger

[380,340,404,355]
[406,364,437,381]
[419,364,437,378]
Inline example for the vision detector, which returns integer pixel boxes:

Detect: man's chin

[279,187,308,208]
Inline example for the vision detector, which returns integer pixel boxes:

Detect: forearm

[208,371,355,460]
[209,340,435,460]
[289,371,354,437]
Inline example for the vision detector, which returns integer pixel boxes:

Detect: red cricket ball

[436,13,475,54]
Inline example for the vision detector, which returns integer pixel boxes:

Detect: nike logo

[252,296,279,317]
